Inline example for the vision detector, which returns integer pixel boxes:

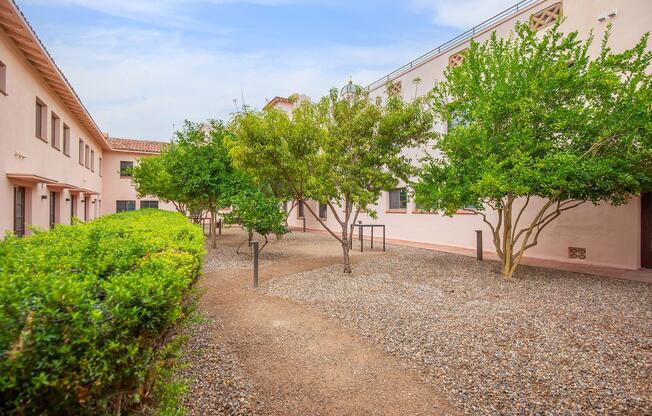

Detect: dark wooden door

[70,195,76,224]
[643,193,652,268]
[49,191,56,229]
[13,186,25,237]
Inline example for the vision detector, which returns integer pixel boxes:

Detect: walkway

[192,229,456,415]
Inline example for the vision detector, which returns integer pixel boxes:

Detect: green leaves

[224,184,288,238]
[0,210,205,414]
[416,21,652,214]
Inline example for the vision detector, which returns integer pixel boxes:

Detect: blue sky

[16,0,516,139]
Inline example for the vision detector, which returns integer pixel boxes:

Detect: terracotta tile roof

[107,137,168,153]
[263,96,292,111]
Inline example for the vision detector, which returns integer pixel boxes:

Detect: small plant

[224,186,288,254]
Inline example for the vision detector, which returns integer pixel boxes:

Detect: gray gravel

[266,244,652,415]
[178,314,258,415]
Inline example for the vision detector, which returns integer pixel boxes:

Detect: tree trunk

[341,222,352,273]
[210,210,217,249]
[500,196,515,278]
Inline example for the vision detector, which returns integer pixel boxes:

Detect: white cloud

[408,0,520,30]
[45,25,426,139]
[19,0,304,33]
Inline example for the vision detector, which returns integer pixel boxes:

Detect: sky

[16,0,517,140]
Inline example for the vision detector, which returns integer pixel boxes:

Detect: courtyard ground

[179,227,652,415]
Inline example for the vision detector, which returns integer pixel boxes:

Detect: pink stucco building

[280,0,652,271]
[0,0,175,237]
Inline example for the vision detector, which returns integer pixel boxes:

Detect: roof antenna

[233,98,239,113]
[240,88,246,111]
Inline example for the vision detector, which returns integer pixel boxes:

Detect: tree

[133,120,239,248]
[224,184,288,254]
[414,21,652,278]
[130,154,191,213]
[229,87,435,272]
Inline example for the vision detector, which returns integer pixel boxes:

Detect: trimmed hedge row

[0,210,205,415]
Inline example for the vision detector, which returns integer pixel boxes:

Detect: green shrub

[0,210,205,415]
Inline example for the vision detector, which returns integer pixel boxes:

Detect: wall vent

[530,2,563,31]
[387,80,402,96]
[568,247,586,260]
[448,49,468,68]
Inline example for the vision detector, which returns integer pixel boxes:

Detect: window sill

[454,210,477,215]
[386,209,407,214]
[0,90,7,96]
[319,216,327,220]
[36,135,47,143]
[412,210,436,214]
[120,175,132,179]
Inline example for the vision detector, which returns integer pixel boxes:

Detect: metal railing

[366,0,542,92]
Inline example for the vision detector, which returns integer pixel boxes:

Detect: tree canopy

[414,21,652,278]
[229,86,434,272]
[224,183,288,253]
[131,120,240,248]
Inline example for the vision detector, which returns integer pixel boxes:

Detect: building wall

[287,0,651,270]
[101,150,177,215]
[0,24,105,234]
[0,23,177,236]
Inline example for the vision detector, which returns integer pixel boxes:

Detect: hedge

[0,209,205,415]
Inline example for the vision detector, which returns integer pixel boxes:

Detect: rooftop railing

[366,0,541,92]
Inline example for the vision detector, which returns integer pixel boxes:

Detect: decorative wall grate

[530,2,562,31]
[568,246,586,260]
[387,81,402,96]
[448,49,467,67]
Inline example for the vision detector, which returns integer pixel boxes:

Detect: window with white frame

[78,139,84,165]
[35,98,47,140]
[120,161,134,177]
[63,124,70,156]
[116,200,136,212]
[388,188,407,210]
[50,112,60,150]
[140,200,159,209]
[297,200,305,218]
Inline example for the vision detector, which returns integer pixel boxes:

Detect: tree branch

[303,201,344,244]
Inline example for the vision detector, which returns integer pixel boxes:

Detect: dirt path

[196,229,456,415]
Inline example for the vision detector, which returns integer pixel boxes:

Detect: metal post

[382,225,386,251]
[303,217,306,232]
[350,223,354,249]
[476,230,483,260]
[250,241,259,288]
[371,226,374,249]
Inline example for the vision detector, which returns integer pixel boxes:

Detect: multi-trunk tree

[131,120,239,248]
[415,21,652,278]
[229,86,434,272]
[223,182,288,254]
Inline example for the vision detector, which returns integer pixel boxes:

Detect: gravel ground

[202,227,304,273]
[178,314,258,415]
[266,244,652,415]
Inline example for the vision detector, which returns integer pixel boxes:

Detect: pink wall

[285,0,651,270]
[0,24,105,233]
[101,150,177,215]
[0,22,176,236]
